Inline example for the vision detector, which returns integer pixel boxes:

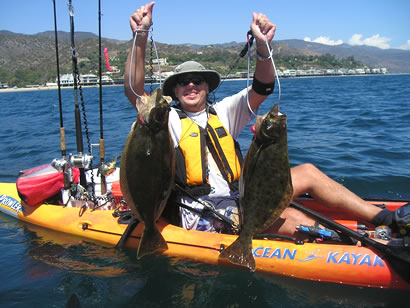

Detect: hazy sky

[1,0,409,50]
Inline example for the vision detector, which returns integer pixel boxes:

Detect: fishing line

[212,30,254,99]
[128,26,162,100]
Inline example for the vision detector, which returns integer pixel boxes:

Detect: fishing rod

[52,0,69,189]
[68,1,83,155]
[68,0,93,190]
[97,0,107,194]
[290,200,410,283]
[68,0,85,186]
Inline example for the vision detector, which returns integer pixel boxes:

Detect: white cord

[246,34,282,117]
[128,30,144,99]
[246,39,255,117]
[265,34,281,108]
[128,28,162,99]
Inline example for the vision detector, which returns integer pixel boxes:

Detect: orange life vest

[174,106,243,196]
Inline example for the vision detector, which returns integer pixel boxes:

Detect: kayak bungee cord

[150,26,162,87]
[128,26,162,100]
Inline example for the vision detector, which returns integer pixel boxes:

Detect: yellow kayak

[1,181,409,290]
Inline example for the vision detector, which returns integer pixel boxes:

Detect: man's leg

[291,164,382,220]
[265,163,384,237]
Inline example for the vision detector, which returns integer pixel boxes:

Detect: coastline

[1,73,408,93]
[0,84,123,93]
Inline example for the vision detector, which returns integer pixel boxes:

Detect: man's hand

[130,2,155,33]
[250,13,276,46]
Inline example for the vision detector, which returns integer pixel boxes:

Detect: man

[124,2,400,238]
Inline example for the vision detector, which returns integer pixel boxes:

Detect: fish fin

[137,223,168,259]
[219,236,256,271]
[135,95,147,112]
[163,95,173,104]
[66,293,81,308]
[152,87,160,104]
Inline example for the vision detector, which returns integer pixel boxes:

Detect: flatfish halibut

[120,87,174,259]
[219,104,293,271]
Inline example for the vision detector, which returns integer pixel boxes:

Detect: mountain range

[279,39,410,73]
[208,39,410,73]
[1,30,409,86]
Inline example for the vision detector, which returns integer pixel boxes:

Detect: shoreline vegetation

[1,73,407,94]
[3,30,410,89]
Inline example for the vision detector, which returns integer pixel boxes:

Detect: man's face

[174,74,209,112]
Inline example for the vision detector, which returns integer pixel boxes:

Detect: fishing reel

[51,157,68,172]
[70,153,93,169]
[51,153,93,171]
[98,156,119,177]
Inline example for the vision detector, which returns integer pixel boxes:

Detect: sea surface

[0,75,409,307]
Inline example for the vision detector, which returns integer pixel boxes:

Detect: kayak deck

[0,182,409,290]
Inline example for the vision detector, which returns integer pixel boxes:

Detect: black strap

[206,124,235,183]
[204,133,230,183]
[115,212,139,249]
[199,127,208,184]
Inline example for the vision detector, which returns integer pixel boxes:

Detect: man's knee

[295,163,319,175]
[291,163,321,196]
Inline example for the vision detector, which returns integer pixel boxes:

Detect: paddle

[290,200,410,284]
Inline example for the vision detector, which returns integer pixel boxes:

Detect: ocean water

[0,75,409,307]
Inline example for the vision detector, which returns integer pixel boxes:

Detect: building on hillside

[105,66,121,74]
[152,58,168,66]
[58,74,74,86]
[80,74,98,85]
[56,73,100,86]
[100,75,114,84]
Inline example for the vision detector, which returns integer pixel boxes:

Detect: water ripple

[1,75,409,199]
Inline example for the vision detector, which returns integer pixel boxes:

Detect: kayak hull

[1,182,409,290]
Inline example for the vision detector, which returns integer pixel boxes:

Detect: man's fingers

[251,12,276,42]
[146,1,155,19]
[130,2,155,31]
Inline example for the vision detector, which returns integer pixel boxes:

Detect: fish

[119,87,174,259]
[219,104,293,271]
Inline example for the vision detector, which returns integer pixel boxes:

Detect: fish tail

[219,235,256,271]
[137,224,168,259]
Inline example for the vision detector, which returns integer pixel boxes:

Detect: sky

[1,0,409,50]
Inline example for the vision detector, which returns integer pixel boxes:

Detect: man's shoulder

[214,88,248,114]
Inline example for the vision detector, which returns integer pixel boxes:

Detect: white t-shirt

[168,88,257,230]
